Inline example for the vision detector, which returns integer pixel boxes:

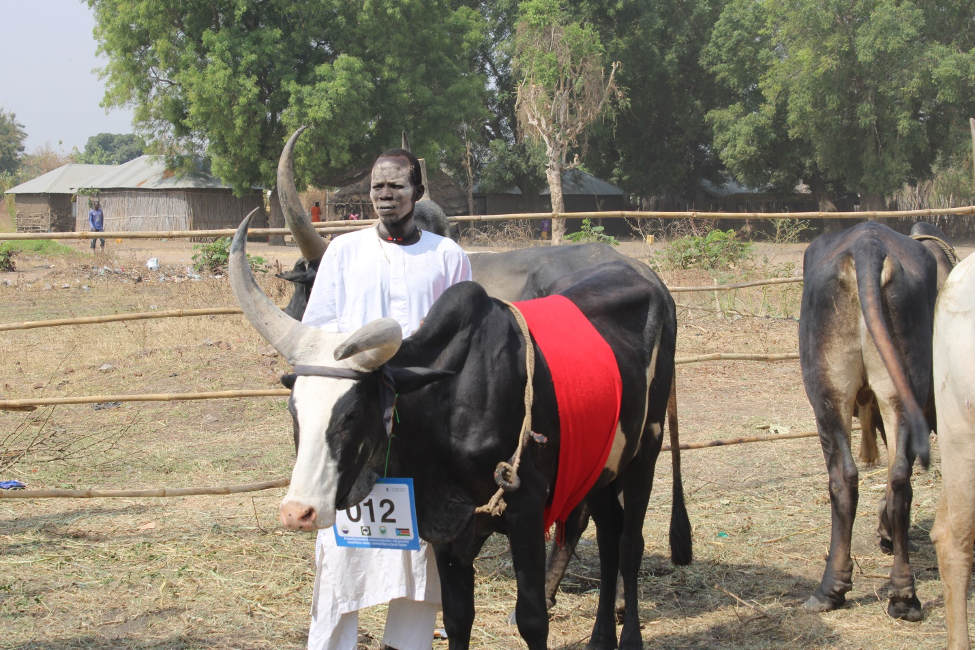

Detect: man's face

[370,157,420,224]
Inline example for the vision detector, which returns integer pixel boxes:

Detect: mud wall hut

[71,156,268,234]
[4,164,115,232]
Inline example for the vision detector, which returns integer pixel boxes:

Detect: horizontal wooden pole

[0,225,366,241]
[0,280,802,332]
[2,427,850,499]
[669,277,803,292]
[0,478,289,499]
[0,353,796,410]
[445,206,975,223]
[0,308,244,332]
[0,389,290,411]
[675,352,799,364]
[1,207,971,241]
[661,426,859,451]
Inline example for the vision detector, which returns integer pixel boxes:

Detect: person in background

[540,217,550,240]
[311,201,322,223]
[302,148,471,650]
[88,201,105,250]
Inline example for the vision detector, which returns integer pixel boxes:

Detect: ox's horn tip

[231,208,261,254]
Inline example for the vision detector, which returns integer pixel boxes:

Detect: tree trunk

[546,164,565,245]
[859,191,887,213]
[805,173,838,212]
[267,190,286,246]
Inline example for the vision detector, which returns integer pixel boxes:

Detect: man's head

[94,201,100,209]
[370,149,424,226]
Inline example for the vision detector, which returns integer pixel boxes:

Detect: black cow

[230,213,691,650]
[799,221,935,621]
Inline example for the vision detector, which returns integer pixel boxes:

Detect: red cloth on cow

[514,295,623,532]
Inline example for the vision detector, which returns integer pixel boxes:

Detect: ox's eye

[338,410,359,427]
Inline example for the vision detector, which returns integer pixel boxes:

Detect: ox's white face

[278,337,385,531]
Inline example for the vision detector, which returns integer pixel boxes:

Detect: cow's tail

[853,242,931,468]
[667,371,693,565]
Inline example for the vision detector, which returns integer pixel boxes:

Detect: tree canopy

[76,133,146,165]
[89,0,487,193]
[88,0,974,205]
[0,108,27,177]
[574,0,731,197]
[704,0,975,208]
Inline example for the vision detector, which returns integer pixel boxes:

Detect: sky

[0,1,136,153]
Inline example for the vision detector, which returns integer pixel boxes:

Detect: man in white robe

[302,148,471,650]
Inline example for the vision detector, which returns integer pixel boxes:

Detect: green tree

[89,0,487,193]
[77,133,145,165]
[0,108,27,176]
[705,0,975,209]
[513,0,622,244]
[573,0,731,199]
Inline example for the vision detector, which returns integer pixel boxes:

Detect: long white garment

[303,226,472,335]
[301,226,472,642]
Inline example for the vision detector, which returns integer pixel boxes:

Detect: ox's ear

[280,373,297,390]
[391,367,454,394]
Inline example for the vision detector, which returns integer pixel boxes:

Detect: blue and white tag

[333,478,420,551]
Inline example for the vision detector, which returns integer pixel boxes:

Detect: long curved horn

[334,319,403,371]
[278,126,328,262]
[230,209,316,363]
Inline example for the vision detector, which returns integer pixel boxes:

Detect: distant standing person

[540,217,550,240]
[311,201,321,223]
[88,201,105,250]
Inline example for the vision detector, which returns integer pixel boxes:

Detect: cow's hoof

[879,537,894,555]
[804,592,843,612]
[887,596,923,622]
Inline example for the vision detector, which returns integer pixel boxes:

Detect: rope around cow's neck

[475,301,536,517]
[911,233,960,267]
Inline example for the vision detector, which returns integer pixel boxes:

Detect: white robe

[301,226,472,631]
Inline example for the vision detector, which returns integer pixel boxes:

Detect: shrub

[192,237,266,274]
[656,229,753,271]
[565,218,619,246]
[0,243,16,271]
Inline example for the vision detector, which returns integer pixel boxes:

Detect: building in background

[4,164,114,232]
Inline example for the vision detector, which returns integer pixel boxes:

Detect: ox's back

[469,243,655,301]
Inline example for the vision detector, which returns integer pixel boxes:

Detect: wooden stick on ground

[0,478,290,499]
[675,352,799,364]
[0,389,290,411]
[0,308,244,332]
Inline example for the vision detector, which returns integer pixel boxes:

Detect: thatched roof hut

[70,156,268,233]
[4,164,115,232]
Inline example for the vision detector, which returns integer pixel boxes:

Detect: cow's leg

[616,428,662,650]
[879,400,923,621]
[586,485,625,650]
[503,463,550,650]
[805,404,859,612]
[433,542,479,650]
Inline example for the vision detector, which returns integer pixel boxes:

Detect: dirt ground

[0,234,973,649]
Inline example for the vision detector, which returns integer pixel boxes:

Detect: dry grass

[0,239,973,649]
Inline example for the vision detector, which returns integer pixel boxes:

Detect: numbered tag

[333,478,419,551]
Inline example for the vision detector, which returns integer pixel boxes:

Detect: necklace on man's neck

[378,224,419,244]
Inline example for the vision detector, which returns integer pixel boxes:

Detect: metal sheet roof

[4,164,115,195]
[541,169,624,196]
[475,169,625,196]
[69,155,232,191]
